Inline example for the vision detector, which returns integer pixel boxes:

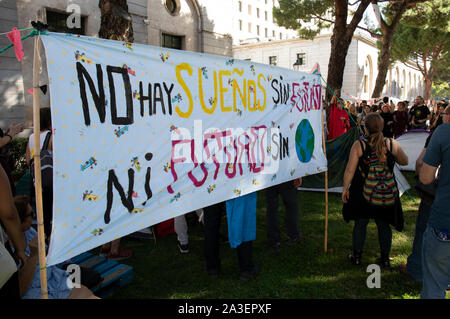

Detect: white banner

[41,33,327,265]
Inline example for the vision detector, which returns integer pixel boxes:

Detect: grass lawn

[105,171,447,299]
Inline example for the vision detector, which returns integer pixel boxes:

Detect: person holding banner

[265,178,303,253]
[203,194,258,280]
[342,113,408,267]
[26,107,53,240]
[0,165,27,298]
[12,195,99,299]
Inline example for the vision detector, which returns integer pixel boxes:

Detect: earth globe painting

[295,119,315,163]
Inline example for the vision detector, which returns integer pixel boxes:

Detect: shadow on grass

[109,172,427,299]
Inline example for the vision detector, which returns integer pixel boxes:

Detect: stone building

[233,32,424,103]
[0,0,233,128]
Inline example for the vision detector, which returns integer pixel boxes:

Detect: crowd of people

[0,94,448,299]
[327,95,448,140]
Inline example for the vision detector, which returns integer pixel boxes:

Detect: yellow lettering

[232,69,247,112]
[257,73,267,111]
[219,70,232,112]
[247,80,257,111]
[198,68,218,114]
[175,63,194,118]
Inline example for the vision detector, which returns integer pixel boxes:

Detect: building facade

[0,0,233,128]
[233,33,424,103]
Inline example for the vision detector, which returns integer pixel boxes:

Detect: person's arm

[420,129,441,185]
[420,162,438,185]
[390,139,408,166]
[48,134,53,151]
[342,141,362,203]
[293,177,302,188]
[415,148,426,174]
[25,141,31,166]
[18,236,38,297]
[0,166,27,267]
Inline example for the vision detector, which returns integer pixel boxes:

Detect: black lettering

[104,169,135,224]
[271,79,279,104]
[107,65,133,125]
[283,136,289,158]
[76,62,106,126]
[139,81,152,116]
[141,153,153,205]
[153,83,165,115]
[163,82,174,115]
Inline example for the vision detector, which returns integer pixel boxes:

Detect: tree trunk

[326,33,353,103]
[424,77,432,101]
[99,0,134,42]
[371,2,408,99]
[325,0,372,103]
[371,34,393,99]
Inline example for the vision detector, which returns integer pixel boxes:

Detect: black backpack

[30,131,53,188]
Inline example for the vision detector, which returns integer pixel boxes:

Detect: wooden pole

[32,34,48,299]
[321,101,329,253]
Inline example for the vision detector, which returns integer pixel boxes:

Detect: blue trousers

[406,199,431,281]
[421,226,450,299]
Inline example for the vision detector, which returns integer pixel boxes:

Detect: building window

[257,8,260,18]
[248,5,252,15]
[165,0,181,16]
[248,22,252,33]
[257,25,260,35]
[279,32,282,39]
[238,1,242,12]
[265,28,268,37]
[269,56,277,66]
[162,33,183,50]
[296,53,306,66]
[46,10,85,35]
[272,30,275,37]
[265,11,268,21]
[239,20,242,31]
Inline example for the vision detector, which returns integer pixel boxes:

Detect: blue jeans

[421,226,450,299]
[406,200,431,281]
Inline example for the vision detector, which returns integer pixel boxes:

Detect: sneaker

[178,241,189,254]
[107,248,132,261]
[239,265,259,281]
[378,256,391,269]
[348,251,362,266]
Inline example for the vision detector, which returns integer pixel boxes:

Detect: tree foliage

[390,0,449,100]
[273,0,335,39]
[274,0,373,102]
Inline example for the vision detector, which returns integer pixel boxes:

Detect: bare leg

[68,285,100,299]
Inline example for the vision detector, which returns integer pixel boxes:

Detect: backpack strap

[42,131,52,151]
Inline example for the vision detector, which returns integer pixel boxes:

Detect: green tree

[390,0,449,101]
[368,1,424,99]
[274,0,372,102]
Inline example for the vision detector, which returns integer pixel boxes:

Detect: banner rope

[0,28,48,55]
